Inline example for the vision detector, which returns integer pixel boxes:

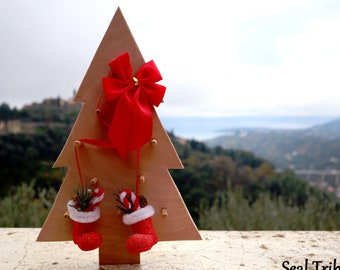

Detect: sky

[1,0,340,117]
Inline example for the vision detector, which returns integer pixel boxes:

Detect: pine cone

[138,195,148,208]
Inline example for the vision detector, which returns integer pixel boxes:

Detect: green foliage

[0,181,56,227]
[0,128,68,196]
[71,184,96,211]
[0,103,22,123]
[199,186,340,230]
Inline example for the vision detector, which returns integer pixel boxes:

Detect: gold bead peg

[139,175,146,184]
[90,177,98,185]
[161,208,168,218]
[74,140,83,147]
[63,211,69,219]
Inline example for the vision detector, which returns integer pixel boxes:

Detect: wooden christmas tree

[37,7,201,266]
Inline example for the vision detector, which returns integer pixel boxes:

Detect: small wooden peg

[74,140,83,147]
[63,211,69,219]
[90,177,98,185]
[151,139,158,146]
[161,208,168,218]
[139,175,145,184]
[117,209,123,217]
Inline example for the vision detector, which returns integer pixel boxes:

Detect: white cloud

[0,0,340,117]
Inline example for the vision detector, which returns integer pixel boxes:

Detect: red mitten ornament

[67,188,105,251]
[119,190,158,254]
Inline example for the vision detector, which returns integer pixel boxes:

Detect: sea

[160,115,340,141]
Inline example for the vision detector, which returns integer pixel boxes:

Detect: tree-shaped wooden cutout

[37,7,201,265]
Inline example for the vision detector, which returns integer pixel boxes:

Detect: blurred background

[1,0,340,229]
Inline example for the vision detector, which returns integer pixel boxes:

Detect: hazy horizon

[3,94,340,119]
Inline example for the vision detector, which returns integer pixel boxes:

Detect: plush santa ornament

[118,189,158,254]
[67,187,105,251]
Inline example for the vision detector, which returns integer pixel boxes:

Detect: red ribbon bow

[102,52,166,158]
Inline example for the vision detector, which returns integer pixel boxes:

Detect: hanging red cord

[133,147,141,211]
[74,144,84,192]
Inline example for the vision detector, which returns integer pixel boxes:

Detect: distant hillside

[0,98,81,135]
[206,118,340,170]
[304,118,340,140]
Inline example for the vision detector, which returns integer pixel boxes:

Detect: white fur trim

[122,205,155,225]
[67,200,100,223]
